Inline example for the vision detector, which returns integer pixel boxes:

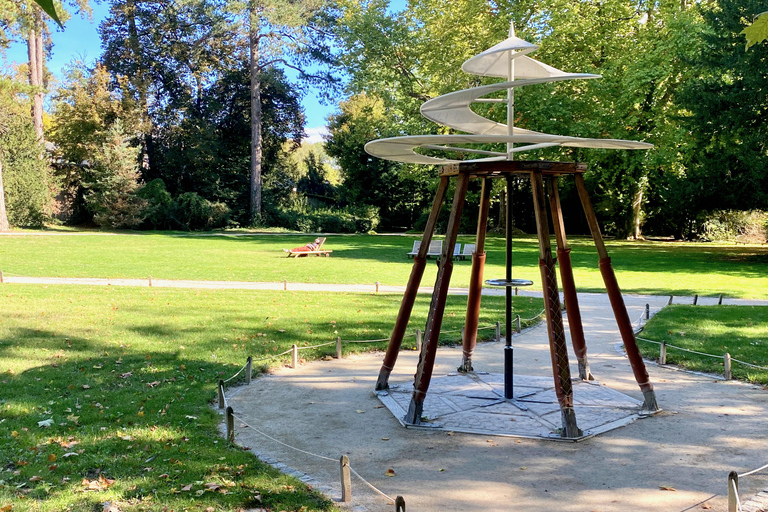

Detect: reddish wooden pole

[460,178,492,372]
[405,172,470,424]
[376,176,450,390]
[531,171,582,438]
[546,176,593,380]
[574,174,658,411]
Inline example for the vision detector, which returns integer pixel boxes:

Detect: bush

[137,178,173,229]
[167,192,230,231]
[270,204,379,233]
[697,210,768,243]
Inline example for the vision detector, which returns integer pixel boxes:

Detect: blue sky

[2,3,350,143]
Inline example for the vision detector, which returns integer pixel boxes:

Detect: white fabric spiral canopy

[364,26,652,165]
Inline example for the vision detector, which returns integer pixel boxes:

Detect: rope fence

[728,461,768,512]
[210,313,547,510]
[636,335,768,379]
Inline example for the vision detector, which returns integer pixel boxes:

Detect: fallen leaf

[146,381,160,388]
[384,469,396,477]
[62,452,78,458]
[701,505,712,510]
[374,405,385,409]
[29,476,42,482]
[520,466,527,470]
[102,502,121,512]
[37,419,54,428]
[48,464,58,471]
[82,385,90,389]
[355,410,365,414]
[11,431,18,438]
[438,468,445,472]
[48,454,56,462]
[381,438,389,441]
[659,485,677,491]
[0,504,12,511]
[181,484,193,492]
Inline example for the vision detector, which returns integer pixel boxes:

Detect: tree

[49,62,142,223]
[325,93,433,230]
[0,77,51,228]
[100,0,241,174]
[85,121,147,228]
[241,0,338,221]
[673,0,768,235]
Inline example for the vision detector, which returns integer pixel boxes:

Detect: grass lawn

[0,232,766,299]
[637,305,768,384]
[0,284,542,512]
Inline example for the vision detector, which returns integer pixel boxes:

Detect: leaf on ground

[355,410,365,414]
[37,419,54,428]
[384,468,396,477]
[659,485,677,491]
[48,454,56,462]
[701,505,712,510]
[0,505,12,511]
[181,484,193,492]
[82,385,90,389]
[62,452,78,458]
[102,502,121,512]
[146,381,160,388]
[29,476,42,482]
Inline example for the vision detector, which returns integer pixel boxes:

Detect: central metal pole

[504,175,514,399]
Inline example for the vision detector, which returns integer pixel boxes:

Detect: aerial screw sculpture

[367,23,659,438]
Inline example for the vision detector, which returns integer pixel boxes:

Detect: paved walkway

[224,292,768,512]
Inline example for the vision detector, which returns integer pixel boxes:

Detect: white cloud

[303,126,329,145]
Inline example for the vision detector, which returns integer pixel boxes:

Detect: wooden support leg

[531,172,582,438]
[546,177,593,381]
[405,172,470,424]
[376,177,450,391]
[574,174,659,412]
[459,178,492,373]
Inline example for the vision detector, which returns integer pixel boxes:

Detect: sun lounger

[458,243,475,260]
[283,237,332,258]
[426,240,443,258]
[452,244,462,260]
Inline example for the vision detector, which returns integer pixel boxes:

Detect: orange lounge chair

[283,237,332,258]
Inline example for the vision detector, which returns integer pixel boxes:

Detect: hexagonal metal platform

[376,372,647,441]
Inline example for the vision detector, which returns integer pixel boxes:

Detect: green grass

[1,232,767,299]
[0,284,542,512]
[637,305,768,384]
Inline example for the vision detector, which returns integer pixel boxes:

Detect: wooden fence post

[375,281,380,293]
[693,294,698,305]
[516,315,521,333]
[668,296,673,305]
[218,380,225,409]
[718,293,724,305]
[291,344,298,369]
[148,275,152,287]
[416,329,422,352]
[340,455,351,503]
[645,304,650,320]
[396,496,406,512]
[495,322,501,343]
[246,356,252,385]
[336,337,342,359]
[226,406,234,443]
[728,471,739,512]
[514,287,519,296]
[283,279,287,291]
[724,353,732,380]
[659,342,667,365]
[0,270,3,283]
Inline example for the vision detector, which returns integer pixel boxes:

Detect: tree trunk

[0,156,9,232]
[126,0,153,173]
[28,9,45,141]
[249,6,262,221]
[631,186,643,239]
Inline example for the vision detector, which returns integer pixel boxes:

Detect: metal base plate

[376,373,647,441]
